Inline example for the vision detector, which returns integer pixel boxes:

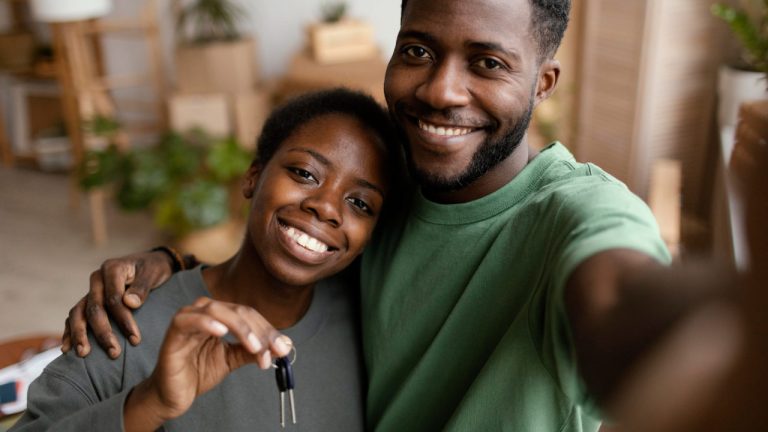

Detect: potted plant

[174,0,258,95]
[78,128,253,263]
[307,1,377,64]
[712,0,768,128]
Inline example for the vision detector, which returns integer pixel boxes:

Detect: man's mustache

[393,101,492,130]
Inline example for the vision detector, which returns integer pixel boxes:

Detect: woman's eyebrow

[286,147,384,197]
[357,178,385,198]
[287,147,331,166]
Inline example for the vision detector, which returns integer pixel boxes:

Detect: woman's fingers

[173,298,293,369]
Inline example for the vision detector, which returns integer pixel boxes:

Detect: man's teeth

[418,120,473,137]
[285,226,329,253]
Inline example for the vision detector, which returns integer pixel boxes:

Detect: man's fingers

[61,318,71,353]
[100,263,142,345]
[87,272,121,358]
[123,264,154,309]
[68,297,91,357]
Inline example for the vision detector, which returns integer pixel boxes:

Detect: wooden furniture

[49,0,166,245]
[575,0,722,222]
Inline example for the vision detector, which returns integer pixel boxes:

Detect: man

[61,0,711,430]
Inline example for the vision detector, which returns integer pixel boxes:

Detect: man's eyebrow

[397,30,437,44]
[468,41,521,62]
[287,147,331,166]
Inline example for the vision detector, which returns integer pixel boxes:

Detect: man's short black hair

[255,88,398,167]
[400,0,571,61]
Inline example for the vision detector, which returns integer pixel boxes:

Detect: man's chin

[411,167,472,193]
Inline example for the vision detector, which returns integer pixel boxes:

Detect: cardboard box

[168,93,231,137]
[308,19,377,64]
[175,38,258,95]
[279,51,386,104]
[233,90,271,151]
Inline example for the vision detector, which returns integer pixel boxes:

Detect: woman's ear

[242,163,261,199]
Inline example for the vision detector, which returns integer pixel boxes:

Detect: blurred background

[0,0,765,410]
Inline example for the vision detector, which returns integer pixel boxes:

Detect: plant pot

[718,65,768,129]
[175,219,245,265]
[175,37,258,95]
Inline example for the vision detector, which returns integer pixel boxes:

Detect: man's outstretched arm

[564,249,735,405]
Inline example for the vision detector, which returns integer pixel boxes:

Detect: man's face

[384,0,554,197]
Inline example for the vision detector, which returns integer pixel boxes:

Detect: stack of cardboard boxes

[279,18,387,103]
[168,37,271,151]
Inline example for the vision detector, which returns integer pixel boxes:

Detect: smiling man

[58,0,683,430]
[361,0,670,430]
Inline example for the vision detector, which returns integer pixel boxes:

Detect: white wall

[104,0,401,84]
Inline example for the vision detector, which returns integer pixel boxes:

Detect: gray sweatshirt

[12,267,365,431]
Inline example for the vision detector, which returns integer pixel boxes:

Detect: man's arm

[61,249,187,358]
[564,248,735,405]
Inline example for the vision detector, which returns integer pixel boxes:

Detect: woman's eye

[475,57,503,70]
[404,45,431,59]
[347,197,372,214]
[289,168,316,182]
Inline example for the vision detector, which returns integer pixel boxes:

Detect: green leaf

[206,137,252,183]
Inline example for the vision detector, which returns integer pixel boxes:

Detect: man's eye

[404,45,431,59]
[347,197,372,214]
[475,58,503,70]
[289,168,316,182]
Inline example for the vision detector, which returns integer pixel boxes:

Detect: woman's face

[243,113,390,287]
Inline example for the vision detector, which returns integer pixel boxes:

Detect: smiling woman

[11,89,402,432]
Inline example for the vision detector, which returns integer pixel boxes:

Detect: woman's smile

[276,219,337,265]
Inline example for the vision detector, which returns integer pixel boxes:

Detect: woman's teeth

[418,120,473,137]
[285,226,329,253]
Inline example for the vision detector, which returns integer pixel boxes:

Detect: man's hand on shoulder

[61,250,178,359]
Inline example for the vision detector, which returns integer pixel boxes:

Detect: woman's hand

[123,297,293,430]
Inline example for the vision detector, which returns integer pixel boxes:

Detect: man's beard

[399,97,534,193]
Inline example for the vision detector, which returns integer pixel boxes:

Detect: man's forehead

[400,0,532,41]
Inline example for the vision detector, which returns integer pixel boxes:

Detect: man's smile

[417,119,476,137]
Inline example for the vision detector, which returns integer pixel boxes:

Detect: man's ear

[242,163,261,199]
[534,59,561,107]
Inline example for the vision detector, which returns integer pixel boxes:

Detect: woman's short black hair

[255,88,399,167]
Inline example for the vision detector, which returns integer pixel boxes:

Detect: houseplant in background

[78,128,252,263]
[174,0,258,95]
[712,0,768,128]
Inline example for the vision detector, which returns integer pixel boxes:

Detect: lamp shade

[31,0,112,22]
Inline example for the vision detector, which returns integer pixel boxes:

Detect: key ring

[271,345,297,368]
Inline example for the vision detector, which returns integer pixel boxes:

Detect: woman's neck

[201,247,315,330]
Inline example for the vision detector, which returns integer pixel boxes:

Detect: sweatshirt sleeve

[10,346,131,432]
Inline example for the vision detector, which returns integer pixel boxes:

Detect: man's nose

[301,186,343,228]
[415,58,470,110]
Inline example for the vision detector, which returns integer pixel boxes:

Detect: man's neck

[424,143,539,204]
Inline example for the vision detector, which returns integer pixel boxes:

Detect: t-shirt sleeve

[10,351,130,432]
[541,179,671,415]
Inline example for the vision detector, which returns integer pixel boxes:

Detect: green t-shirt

[361,143,670,431]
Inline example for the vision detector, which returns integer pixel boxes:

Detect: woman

[12,88,401,431]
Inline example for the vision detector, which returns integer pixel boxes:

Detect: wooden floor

[0,166,159,342]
